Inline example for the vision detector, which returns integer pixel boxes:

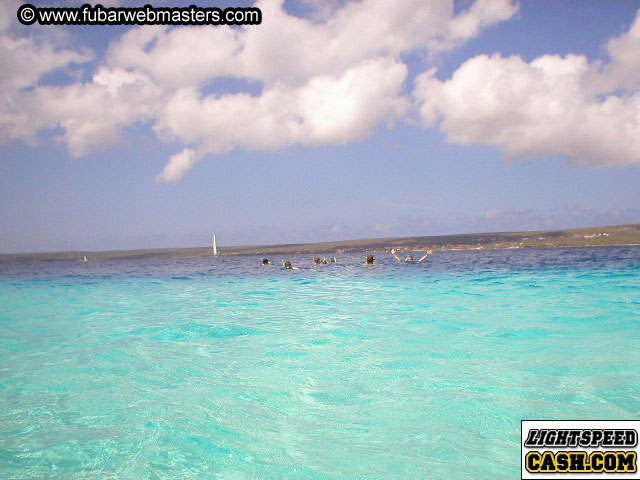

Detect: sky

[1,0,640,253]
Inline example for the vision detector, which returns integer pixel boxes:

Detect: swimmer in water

[283,261,299,270]
[262,258,270,265]
[365,255,374,265]
[391,248,433,262]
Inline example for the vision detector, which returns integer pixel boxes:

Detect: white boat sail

[213,232,218,256]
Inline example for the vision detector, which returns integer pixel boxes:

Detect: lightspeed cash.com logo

[522,420,639,479]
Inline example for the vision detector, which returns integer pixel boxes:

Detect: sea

[0,247,639,479]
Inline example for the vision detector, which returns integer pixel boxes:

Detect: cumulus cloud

[0,0,93,144]
[0,0,521,180]
[600,9,640,92]
[153,58,409,181]
[27,68,163,156]
[7,1,640,178]
[414,10,640,167]
[107,0,517,88]
[0,1,91,76]
[0,27,90,97]
[106,1,459,87]
[444,0,519,50]
[154,148,199,184]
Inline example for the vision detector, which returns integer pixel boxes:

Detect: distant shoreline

[1,223,639,262]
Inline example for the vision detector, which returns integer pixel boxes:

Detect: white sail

[213,232,218,256]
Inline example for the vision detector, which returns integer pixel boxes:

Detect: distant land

[1,223,640,262]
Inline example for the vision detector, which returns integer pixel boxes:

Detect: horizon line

[2,222,639,257]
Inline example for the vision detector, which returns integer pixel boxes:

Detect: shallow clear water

[1,247,639,479]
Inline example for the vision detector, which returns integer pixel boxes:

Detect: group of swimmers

[262,248,434,269]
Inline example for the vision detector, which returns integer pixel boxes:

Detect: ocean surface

[1,247,639,479]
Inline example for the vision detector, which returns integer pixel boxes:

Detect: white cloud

[153,58,409,182]
[154,148,199,184]
[8,2,640,177]
[0,35,89,93]
[445,0,519,50]
[106,25,240,89]
[106,0,505,88]
[414,9,640,168]
[0,1,92,94]
[1,0,521,181]
[21,67,163,156]
[599,9,640,92]
[0,0,93,144]
[142,0,516,181]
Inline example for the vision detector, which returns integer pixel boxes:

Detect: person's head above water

[365,255,374,265]
[262,258,269,265]
[284,261,292,269]
[313,257,321,264]
[405,255,413,262]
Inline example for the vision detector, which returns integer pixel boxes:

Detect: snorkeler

[262,258,270,265]
[391,248,433,262]
[364,255,374,265]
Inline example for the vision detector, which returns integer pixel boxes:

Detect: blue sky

[1,0,640,253]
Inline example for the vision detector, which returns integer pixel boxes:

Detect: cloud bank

[414,9,640,167]
[0,0,517,181]
[2,0,639,182]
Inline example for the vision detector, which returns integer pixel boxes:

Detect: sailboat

[213,232,218,256]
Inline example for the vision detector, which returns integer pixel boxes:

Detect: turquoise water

[1,247,639,479]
